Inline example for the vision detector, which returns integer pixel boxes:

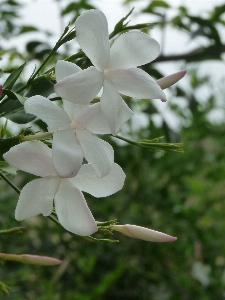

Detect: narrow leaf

[3,63,26,90]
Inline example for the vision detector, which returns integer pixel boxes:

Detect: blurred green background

[1,0,225,299]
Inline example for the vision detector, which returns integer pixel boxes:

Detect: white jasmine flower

[3,141,125,236]
[24,93,113,179]
[55,10,166,135]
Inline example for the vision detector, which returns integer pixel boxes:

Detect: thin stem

[48,215,98,243]
[113,134,138,147]
[20,132,53,142]
[0,172,20,194]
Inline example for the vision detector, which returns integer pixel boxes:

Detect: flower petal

[3,141,56,177]
[65,101,89,123]
[75,10,110,71]
[24,96,71,132]
[55,179,97,236]
[52,129,83,178]
[15,177,60,220]
[55,60,81,82]
[112,225,177,242]
[73,163,125,197]
[101,79,133,135]
[156,70,187,90]
[109,68,166,101]
[55,67,103,105]
[109,32,160,70]
[78,102,111,134]
[76,128,113,178]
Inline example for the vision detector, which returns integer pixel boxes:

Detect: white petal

[109,68,166,101]
[55,67,103,105]
[52,129,83,178]
[24,96,71,132]
[156,70,187,90]
[112,225,177,242]
[76,10,110,71]
[78,102,111,134]
[55,60,81,82]
[55,179,97,236]
[64,101,89,123]
[76,128,113,178]
[73,163,125,198]
[109,32,160,70]
[101,79,133,135]
[15,177,60,220]
[3,141,56,177]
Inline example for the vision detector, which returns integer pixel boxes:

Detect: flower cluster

[3,9,185,241]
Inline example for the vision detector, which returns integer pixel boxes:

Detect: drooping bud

[0,253,62,266]
[112,224,177,242]
[157,70,186,90]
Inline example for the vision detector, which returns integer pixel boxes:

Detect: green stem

[113,135,138,147]
[0,172,20,194]
[48,215,98,243]
[20,132,53,142]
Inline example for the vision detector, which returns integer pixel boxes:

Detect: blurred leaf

[26,41,42,53]
[0,161,18,176]
[19,25,38,34]
[0,137,19,160]
[2,63,25,90]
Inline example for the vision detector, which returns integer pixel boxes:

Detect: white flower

[55,10,166,135]
[24,92,113,179]
[112,224,177,242]
[3,141,125,236]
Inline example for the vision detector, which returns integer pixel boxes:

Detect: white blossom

[3,141,125,236]
[24,93,113,179]
[55,10,166,135]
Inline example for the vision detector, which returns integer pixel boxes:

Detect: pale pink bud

[157,70,186,90]
[0,253,62,266]
[112,224,177,242]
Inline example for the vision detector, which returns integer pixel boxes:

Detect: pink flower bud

[157,70,186,90]
[0,253,62,266]
[112,224,177,242]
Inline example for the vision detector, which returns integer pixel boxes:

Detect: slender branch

[48,215,99,243]
[0,172,20,194]
[152,44,225,63]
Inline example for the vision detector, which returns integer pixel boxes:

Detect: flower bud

[157,70,186,90]
[112,224,177,242]
[0,253,62,266]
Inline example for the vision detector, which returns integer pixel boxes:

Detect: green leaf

[2,63,26,90]
[2,89,27,104]
[0,137,19,160]
[0,161,18,176]
[4,108,36,124]
[19,25,38,34]
[26,77,54,97]
[143,0,170,13]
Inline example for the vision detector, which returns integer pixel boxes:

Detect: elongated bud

[0,253,62,266]
[157,70,186,90]
[112,224,177,242]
